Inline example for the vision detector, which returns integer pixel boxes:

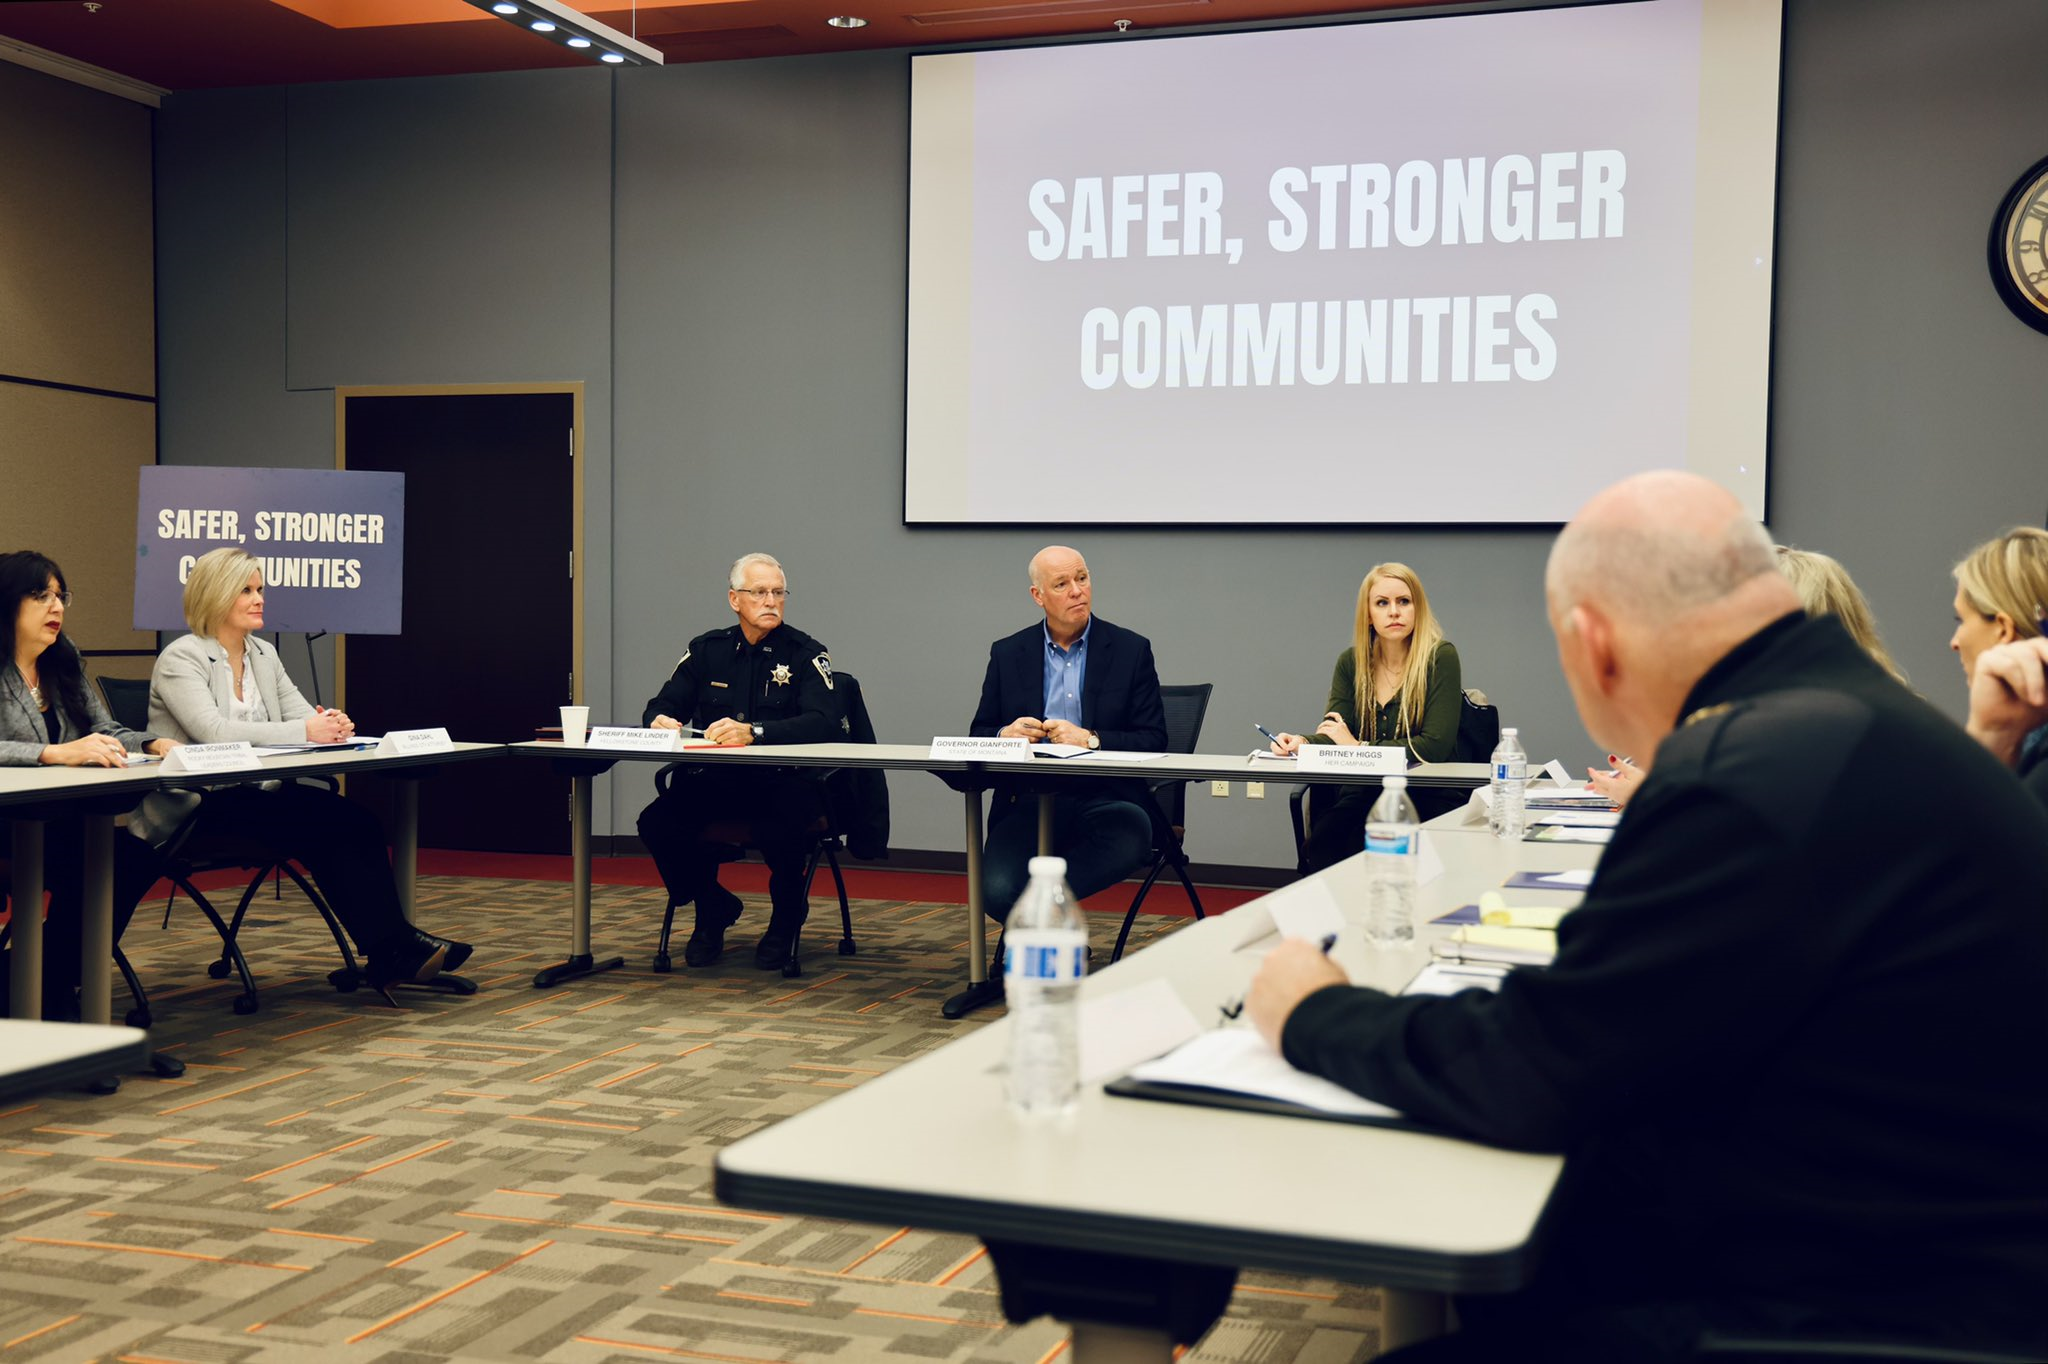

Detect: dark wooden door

[343,392,574,853]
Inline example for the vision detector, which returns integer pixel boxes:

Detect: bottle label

[1364,830,1413,856]
[1494,761,1526,782]
[1004,929,1087,982]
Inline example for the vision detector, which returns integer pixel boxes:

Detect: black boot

[366,929,449,991]
[683,885,744,968]
[754,909,808,971]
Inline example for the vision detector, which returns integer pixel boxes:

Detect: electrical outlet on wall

[1210,780,1230,797]
[1246,782,1265,799]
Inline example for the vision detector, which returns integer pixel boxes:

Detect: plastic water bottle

[1364,775,1421,947]
[1004,855,1088,1117]
[1489,726,1528,842]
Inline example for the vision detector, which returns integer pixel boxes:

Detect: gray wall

[153,0,2048,870]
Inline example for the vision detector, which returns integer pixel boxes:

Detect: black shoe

[683,887,744,968]
[420,931,473,974]
[367,933,449,990]
[754,917,805,970]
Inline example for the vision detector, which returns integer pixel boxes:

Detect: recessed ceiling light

[600,51,626,62]
[566,36,590,47]
[826,15,868,28]
[531,19,556,30]
[491,2,517,11]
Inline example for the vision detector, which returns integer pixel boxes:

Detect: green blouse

[1304,641,1462,763]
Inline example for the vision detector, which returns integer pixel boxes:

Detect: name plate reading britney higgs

[928,736,1031,761]
[376,728,454,756]
[162,741,262,774]
[587,726,680,753]
[1296,744,1407,776]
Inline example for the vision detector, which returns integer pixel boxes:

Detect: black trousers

[180,785,413,957]
[637,768,823,925]
[2,817,164,1014]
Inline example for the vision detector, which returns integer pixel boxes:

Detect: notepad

[1118,1029,1407,1121]
[1504,868,1595,891]
[1403,960,1510,996]
[1437,924,1557,966]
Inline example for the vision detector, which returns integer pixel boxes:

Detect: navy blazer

[970,615,1167,818]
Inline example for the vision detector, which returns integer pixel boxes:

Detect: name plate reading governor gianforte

[928,736,1032,761]
[161,741,263,775]
[1296,744,1407,776]
[376,728,454,756]
[586,726,681,753]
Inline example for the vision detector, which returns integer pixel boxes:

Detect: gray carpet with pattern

[0,875,1392,1363]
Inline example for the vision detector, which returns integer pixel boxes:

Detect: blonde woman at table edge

[145,547,470,995]
[1268,562,1462,871]
[1588,543,1910,810]
[0,550,175,1017]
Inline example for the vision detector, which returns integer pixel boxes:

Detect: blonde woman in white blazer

[149,549,471,993]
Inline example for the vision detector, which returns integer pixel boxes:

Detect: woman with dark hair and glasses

[0,550,175,1015]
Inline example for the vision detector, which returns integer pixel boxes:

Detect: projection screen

[905,0,1784,524]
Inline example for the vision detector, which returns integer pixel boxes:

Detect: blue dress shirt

[1042,620,1091,727]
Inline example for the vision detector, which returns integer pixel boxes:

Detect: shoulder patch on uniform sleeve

[813,654,834,690]
[676,649,690,668]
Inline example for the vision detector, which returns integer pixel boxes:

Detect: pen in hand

[1253,722,1286,747]
[1219,932,1337,1022]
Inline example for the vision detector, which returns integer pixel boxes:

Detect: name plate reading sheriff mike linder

[586,726,680,753]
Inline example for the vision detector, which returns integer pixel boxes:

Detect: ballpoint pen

[1218,932,1338,1022]
[1253,722,1287,748]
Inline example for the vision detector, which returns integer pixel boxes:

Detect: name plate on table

[376,728,453,756]
[928,736,1031,760]
[586,726,679,753]
[1297,744,1407,775]
[161,741,262,774]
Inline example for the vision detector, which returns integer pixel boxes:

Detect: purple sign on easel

[134,466,407,634]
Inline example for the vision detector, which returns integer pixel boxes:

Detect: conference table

[715,819,1599,1362]
[0,1020,151,1100]
[2,743,502,1035]
[508,739,1490,1015]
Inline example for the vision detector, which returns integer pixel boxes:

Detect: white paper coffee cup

[560,705,590,745]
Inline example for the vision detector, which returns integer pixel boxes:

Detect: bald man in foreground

[1251,473,2048,1362]
[969,546,1165,922]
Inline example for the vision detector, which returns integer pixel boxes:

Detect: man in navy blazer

[969,546,1167,920]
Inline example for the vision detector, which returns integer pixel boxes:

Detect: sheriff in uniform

[639,552,839,969]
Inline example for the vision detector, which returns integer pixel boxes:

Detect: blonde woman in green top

[1270,562,1462,871]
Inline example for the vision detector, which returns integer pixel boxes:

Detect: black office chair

[97,675,418,1011]
[1287,686,1499,874]
[1108,682,1212,963]
[652,672,889,979]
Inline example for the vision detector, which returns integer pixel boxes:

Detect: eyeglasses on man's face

[28,589,73,608]
[736,587,789,602]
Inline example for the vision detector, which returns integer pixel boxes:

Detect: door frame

[332,382,586,713]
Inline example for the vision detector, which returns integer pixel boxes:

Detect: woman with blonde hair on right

[1951,526,2048,811]
[1269,563,1462,871]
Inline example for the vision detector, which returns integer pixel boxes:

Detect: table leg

[1380,1287,1448,1349]
[533,771,624,988]
[8,819,44,1021]
[78,814,114,1027]
[1037,793,1055,855]
[1065,1323,1175,1364]
[941,789,1002,1019]
[391,778,420,923]
[984,1240,1233,1363]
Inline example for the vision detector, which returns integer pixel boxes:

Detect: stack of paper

[1438,924,1557,966]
